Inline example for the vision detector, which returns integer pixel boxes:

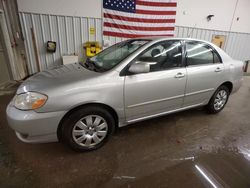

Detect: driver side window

[135,40,183,72]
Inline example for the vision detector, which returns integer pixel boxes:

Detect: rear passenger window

[186,42,220,66]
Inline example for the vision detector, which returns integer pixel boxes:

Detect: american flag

[103,0,177,38]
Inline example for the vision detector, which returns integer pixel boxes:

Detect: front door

[124,40,187,122]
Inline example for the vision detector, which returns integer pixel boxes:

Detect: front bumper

[6,101,66,143]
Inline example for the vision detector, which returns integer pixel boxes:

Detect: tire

[60,106,115,152]
[206,85,230,114]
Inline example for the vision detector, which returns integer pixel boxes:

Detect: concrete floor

[0,77,250,188]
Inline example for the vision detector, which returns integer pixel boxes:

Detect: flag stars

[104,0,135,12]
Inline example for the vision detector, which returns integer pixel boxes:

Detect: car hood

[17,63,100,94]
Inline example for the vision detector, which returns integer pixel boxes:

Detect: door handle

[175,72,185,78]
[214,67,222,72]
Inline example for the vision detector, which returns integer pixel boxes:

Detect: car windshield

[82,39,150,72]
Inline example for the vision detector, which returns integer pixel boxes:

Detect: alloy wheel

[72,115,108,147]
[214,90,228,111]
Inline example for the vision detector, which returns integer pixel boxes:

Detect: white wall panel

[231,0,250,33]
[18,0,101,18]
[176,0,236,31]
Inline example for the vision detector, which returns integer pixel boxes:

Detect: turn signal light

[31,98,46,109]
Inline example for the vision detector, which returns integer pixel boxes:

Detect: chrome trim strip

[185,88,214,97]
[127,89,213,109]
[127,103,204,123]
[127,94,184,109]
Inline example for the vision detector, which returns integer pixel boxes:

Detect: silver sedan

[6,38,243,151]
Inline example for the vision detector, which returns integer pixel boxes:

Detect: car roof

[133,37,210,43]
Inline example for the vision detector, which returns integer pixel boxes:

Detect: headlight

[14,92,48,110]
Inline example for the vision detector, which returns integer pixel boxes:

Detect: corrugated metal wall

[104,26,250,62]
[20,12,250,74]
[19,12,103,74]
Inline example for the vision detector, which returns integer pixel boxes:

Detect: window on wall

[135,40,182,72]
[186,41,221,66]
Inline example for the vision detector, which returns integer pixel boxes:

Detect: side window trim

[212,48,223,64]
[184,40,223,67]
[120,40,185,76]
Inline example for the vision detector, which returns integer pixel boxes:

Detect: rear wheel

[206,85,230,114]
[60,106,115,151]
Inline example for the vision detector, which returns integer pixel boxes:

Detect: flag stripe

[136,9,176,15]
[104,27,174,35]
[103,9,176,19]
[103,31,174,38]
[136,5,176,11]
[139,0,177,3]
[104,13,175,23]
[104,18,175,28]
[104,22,174,31]
[136,0,177,7]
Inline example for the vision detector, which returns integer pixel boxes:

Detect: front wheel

[60,106,115,152]
[206,85,230,114]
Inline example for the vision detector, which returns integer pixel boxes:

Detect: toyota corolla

[6,38,243,151]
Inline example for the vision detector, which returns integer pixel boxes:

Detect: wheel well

[57,103,119,141]
[220,81,233,93]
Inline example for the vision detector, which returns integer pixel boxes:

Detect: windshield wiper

[88,58,108,72]
[80,58,98,72]
[81,58,107,72]
[80,61,91,70]
[92,61,106,72]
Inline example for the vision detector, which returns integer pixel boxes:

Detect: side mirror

[128,61,150,74]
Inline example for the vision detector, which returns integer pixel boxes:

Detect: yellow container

[84,41,101,57]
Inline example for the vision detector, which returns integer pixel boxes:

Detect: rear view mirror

[128,61,150,74]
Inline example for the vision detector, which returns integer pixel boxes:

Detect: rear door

[183,40,225,107]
